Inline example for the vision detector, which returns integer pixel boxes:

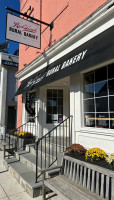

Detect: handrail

[37,115,72,141]
[4,115,39,158]
[35,115,73,183]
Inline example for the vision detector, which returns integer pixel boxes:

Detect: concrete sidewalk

[0,150,62,200]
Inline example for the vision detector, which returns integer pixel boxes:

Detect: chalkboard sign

[25,93,35,117]
[85,114,95,127]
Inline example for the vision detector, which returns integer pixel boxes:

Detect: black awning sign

[15,26,114,95]
[26,49,87,89]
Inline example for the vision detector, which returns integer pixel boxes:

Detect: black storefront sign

[16,26,114,95]
[2,60,18,67]
[25,93,35,117]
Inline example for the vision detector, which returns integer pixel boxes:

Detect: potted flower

[65,144,114,200]
[7,130,35,151]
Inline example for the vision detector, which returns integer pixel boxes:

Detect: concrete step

[15,150,59,174]
[3,157,42,198]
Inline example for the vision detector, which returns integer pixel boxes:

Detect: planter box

[6,134,35,151]
[63,155,114,200]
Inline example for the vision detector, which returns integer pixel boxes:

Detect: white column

[0,67,7,135]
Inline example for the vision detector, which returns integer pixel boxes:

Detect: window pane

[53,90,57,97]
[47,89,52,97]
[46,115,52,123]
[96,113,109,128]
[53,98,57,106]
[47,106,52,114]
[95,67,107,82]
[83,72,94,99]
[58,98,63,106]
[95,80,107,97]
[84,72,94,84]
[108,63,114,79]
[46,89,63,123]
[47,98,53,106]
[84,99,95,112]
[83,83,94,99]
[96,97,108,112]
[58,106,63,114]
[84,113,95,127]
[53,106,57,114]
[109,96,114,111]
[109,79,114,95]
[58,90,63,97]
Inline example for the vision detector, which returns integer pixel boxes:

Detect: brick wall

[17,0,107,127]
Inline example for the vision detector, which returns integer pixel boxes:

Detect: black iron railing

[4,115,39,158]
[35,115,73,183]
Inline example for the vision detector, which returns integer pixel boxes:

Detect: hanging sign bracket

[6,7,54,31]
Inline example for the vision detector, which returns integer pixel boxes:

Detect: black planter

[6,134,35,151]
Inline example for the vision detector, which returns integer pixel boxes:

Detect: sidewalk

[0,150,61,200]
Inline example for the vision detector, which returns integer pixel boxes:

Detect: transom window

[83,63,114,129]
[46,89,63,123]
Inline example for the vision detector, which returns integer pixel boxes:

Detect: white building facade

[0,52,18,134]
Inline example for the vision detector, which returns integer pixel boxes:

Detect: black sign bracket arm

[6,7,54,31]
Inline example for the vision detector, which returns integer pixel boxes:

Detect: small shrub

[85,147,106,162]
[106,153,114,168]
[68,144,86,154]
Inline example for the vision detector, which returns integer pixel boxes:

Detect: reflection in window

[95,80,107,97]
[83,63,114,129]
[46,89,63,123]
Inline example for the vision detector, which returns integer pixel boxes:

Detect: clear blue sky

[0,0,20,55]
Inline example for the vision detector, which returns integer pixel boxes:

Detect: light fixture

[23,63,27,66]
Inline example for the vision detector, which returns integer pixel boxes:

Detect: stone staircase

[3,137,68,198]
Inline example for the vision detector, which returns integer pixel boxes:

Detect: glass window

[95,80,107,97]
[96,113,109,128]
[83,64,114,129]
[108,63,114,79]
[109,96,114,111]
[108,79,114,95]
[84,113,95,127]
[83,72,94,99]
[95,67,107,82]
[84,99,95,112]
[46,89,63,123]
[96,97,108,112]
